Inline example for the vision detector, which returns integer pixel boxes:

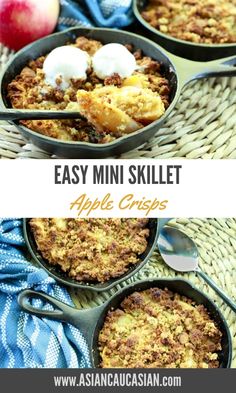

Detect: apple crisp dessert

[142,0,236,44]
[99,288,222,368]
[7,37,171,144]
[29,218,150,282]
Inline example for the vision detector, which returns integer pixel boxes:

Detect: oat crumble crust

[142,0,236,44]
[99,288,222,368]
[7,37,171,144]
[29,218,150,283]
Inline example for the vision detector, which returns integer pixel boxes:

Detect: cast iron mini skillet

[23,218,168,292]
[1,27,236,158]
[18,278,232,368]
[134,0,236,61]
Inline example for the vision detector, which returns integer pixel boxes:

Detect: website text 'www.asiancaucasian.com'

[53,372,182,388]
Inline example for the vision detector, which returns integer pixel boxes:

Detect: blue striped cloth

[58,0,133,29]
[0,219,91,368]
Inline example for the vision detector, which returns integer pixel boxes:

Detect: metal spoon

[0,108,85,121]
[157,225,236,312]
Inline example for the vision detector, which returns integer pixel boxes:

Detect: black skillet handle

[18,289,80,322]
[167,52,236,88]
[18,289,103,343]
[0,109,82,121]
[197,269,236,313]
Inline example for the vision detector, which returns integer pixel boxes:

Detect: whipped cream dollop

[92,43,137,79]
[43,46,90,90]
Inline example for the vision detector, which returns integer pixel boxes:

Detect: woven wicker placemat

[1,44,236,159]
[69,218,236,368]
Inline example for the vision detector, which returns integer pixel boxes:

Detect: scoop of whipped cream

[43,46,90,90]
[92,43,137,79]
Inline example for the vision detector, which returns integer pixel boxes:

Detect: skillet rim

[23,217,159,292]
[91,277,232,368]
[0,26,179,152]
[133,0,236,50]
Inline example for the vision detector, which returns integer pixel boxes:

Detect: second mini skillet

[134,0,236,61]
[18,278,232,368]
[1,27,236,158]
[23,218,169,292]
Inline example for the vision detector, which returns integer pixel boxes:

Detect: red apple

[0,0,60,51]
